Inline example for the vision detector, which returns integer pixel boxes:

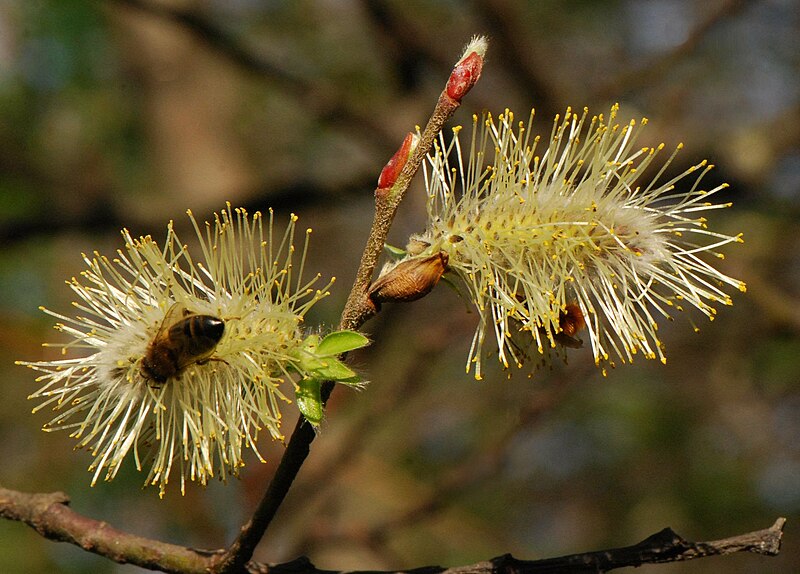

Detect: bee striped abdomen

[141,304,226,385]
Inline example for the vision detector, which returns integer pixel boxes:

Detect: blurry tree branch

[0,177,367,245]
[595,0,749,100]
[741,272,800,332]
[474,0,559,117]
[0,485,785,574]
[360,0,442,93]
[108,0,295,83]
[106,0,396,139]
[309,369,586,552]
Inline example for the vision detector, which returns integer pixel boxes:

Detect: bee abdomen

[177,315,225,356]
[141,313,226,385]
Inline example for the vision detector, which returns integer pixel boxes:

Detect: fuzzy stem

[213,48,478,574]
[340,91,460,330]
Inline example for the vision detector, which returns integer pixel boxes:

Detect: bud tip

[446,35,488,102]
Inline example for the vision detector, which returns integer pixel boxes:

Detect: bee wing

[155,302,189,339]
[154,302,195,366]
[554,332,584,349]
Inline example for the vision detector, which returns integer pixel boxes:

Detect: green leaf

[312,357,358,382]
[316,331,370,356]
[296,378,323,426]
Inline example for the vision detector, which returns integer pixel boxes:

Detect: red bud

[446,51,483,102]
[378,132,416,189]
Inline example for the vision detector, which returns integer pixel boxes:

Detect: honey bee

[140,303,225,385]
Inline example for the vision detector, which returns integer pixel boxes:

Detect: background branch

[106,0,393,139]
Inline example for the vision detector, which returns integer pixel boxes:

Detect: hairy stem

[213,53,474,574]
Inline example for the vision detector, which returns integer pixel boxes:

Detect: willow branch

[0,486,214,574]
[212,38,486,574]
[250,515,787,573]
[337,92,460,330]
[0,487,784,574]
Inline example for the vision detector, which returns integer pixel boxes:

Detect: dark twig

[279,314,475,556]
[505,517,787,572]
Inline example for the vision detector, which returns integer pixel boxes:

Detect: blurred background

[1,0,798,572]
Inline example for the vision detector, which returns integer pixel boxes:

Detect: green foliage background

[1,1,798,572]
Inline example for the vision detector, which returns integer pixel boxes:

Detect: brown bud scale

[369,252,449,304]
